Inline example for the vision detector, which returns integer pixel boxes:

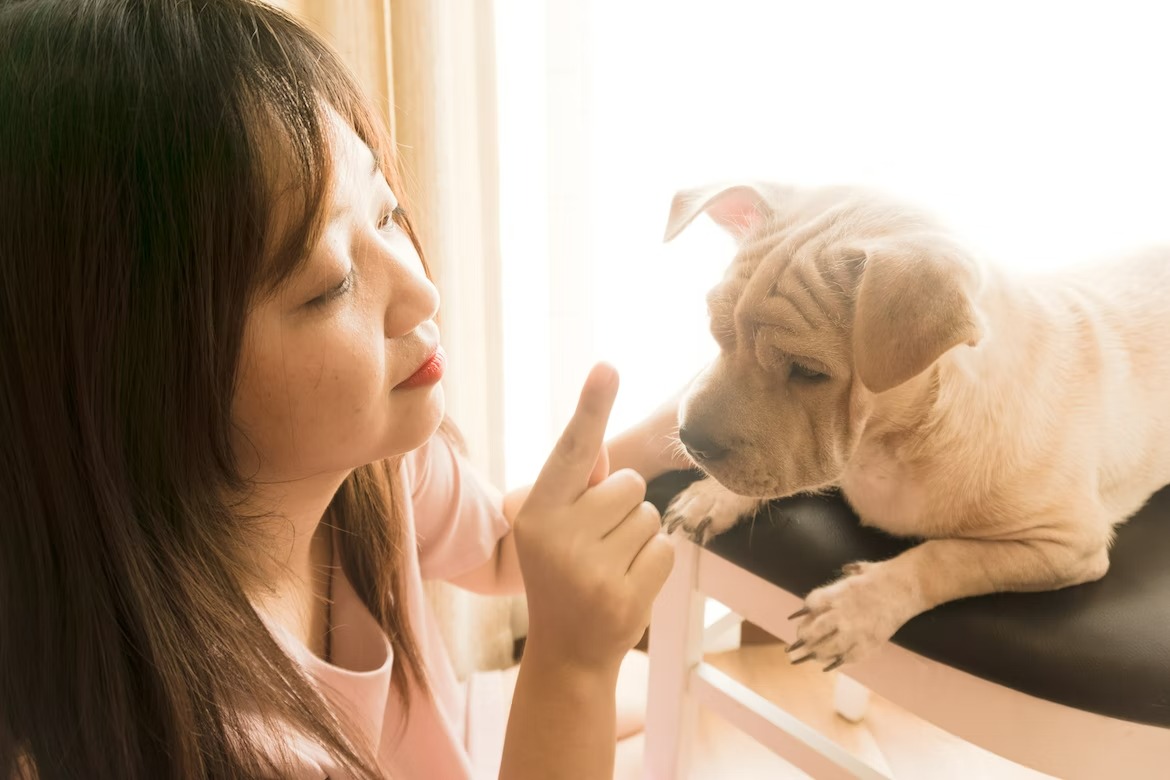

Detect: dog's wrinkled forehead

[711,191,908,337]
[706,188,938,374]
[708,249,853,374]
[669,182,978,392]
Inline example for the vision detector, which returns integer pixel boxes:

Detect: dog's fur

[662,182,1170,667]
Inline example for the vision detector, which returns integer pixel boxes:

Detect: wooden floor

[614,643,1056,780]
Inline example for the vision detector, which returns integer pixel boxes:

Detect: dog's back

[976,247,1170,525]
[1065,247,1170,518]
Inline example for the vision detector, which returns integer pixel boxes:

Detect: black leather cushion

[646,471,1170,728]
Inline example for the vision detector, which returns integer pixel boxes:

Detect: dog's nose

[679,426,730,462]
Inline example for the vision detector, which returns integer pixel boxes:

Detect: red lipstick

[397,346,445,389]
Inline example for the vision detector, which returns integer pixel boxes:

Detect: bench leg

[834,674,871,724]
[644,538,705,780]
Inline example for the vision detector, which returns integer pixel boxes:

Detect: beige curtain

[268,1,397,128]
[267,0,518,678]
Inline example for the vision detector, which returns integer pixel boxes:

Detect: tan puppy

[662,182,1170,669]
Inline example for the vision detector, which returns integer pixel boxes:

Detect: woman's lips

[396,346,446,389]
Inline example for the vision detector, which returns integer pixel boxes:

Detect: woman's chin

[387,383,446,456]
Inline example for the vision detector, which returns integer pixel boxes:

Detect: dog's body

[663,183,1170,668]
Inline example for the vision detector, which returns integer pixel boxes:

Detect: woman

[0,1,684,777]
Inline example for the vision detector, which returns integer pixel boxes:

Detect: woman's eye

[307,270,353,308]
[378,205,406,232]
[790,362,828,381]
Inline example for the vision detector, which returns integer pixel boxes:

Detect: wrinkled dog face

[668,184,981,498]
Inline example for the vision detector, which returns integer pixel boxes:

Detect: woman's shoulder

[404,433,509,579]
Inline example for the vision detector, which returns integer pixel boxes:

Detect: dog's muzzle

[679,425,730,463]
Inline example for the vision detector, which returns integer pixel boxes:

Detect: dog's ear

[852,236,983,393]
[663,183,772,242]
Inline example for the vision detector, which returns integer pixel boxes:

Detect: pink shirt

[270,435,513,778]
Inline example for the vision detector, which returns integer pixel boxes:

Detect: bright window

[495,0,1170,487]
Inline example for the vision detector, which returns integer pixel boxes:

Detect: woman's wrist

[520,633,624,685]
[503,636,621,780]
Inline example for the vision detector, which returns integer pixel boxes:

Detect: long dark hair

[1,1,433,776]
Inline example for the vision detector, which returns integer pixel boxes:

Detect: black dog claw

[823,656,845,673]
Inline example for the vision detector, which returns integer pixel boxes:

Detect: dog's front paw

[662,478,760,545]
[787,561,910,671]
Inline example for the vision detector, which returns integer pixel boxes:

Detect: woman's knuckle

[607,468,645,503]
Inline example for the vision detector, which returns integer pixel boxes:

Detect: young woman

[0,1,687,777]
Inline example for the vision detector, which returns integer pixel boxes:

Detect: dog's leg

[662,477,765,545]
[787,530,1111,669]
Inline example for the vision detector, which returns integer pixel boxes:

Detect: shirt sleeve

[404,434,511,581]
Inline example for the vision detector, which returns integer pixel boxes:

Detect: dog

[661,182,1170,669]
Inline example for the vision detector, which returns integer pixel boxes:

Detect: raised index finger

[526,363,619,510]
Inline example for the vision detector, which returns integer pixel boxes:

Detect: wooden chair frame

[644,538,1170,780]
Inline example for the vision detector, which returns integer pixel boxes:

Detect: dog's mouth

[696,457,785,500]
[682,444,729,467]
[694,446,840,501]
[680,426,780,496]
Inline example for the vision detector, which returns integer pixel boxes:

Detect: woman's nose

[384,254,440,338]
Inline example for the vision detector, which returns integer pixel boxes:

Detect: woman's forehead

[322,109,384,216]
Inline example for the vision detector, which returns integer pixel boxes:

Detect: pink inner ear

[706,188,766,238]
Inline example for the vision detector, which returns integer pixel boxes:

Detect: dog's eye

[790,362,828,382]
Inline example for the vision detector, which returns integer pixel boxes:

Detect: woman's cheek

[325,338,387,419]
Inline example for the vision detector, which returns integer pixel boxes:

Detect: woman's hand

[454,371,687,600]
[512,363,675,672]
[501,364,676,779]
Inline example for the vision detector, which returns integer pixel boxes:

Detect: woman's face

[231,108,444,485]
